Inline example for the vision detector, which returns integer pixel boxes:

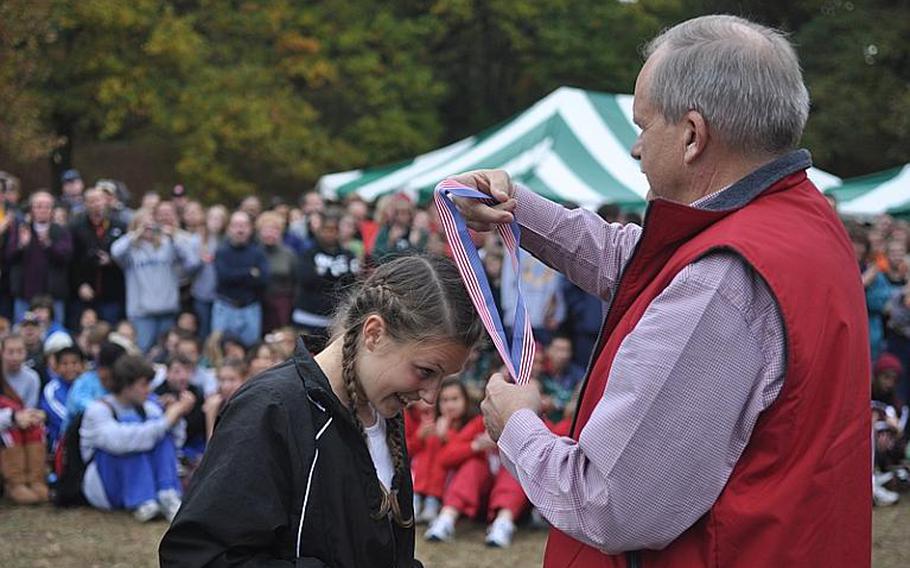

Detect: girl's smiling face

[355,315,469,419]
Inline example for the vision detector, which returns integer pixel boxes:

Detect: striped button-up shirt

[496,152,810,553]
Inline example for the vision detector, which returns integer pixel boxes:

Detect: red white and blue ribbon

[434,179,536,385]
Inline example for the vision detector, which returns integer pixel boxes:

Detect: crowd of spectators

[0,167,907,539]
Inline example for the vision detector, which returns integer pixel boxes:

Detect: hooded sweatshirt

[111,233,199,318]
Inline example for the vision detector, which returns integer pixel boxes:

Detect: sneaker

[417,497,440,524]
[485,517,516,548]
[873,484,900,507]
[424,514,455,542]
[874,471,894,487]
[133,500,161,523]
[158,489,182,523]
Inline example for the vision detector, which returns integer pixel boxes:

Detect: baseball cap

[44,331,75,356]
[61,169,82,183]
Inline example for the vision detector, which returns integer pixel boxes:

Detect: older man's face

[31,193,54,223]
[228,212,252,244]
[631,53,688,202]
[85,189,107,218]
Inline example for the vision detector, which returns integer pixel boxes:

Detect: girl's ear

[361,314,387,352]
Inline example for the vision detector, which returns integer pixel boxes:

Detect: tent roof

[318,86,841,208]
[827,164,910,217]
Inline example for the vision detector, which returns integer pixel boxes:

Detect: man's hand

[449,169,518,232]
[480,372,541,441]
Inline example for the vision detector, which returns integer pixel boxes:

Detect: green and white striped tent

[827,164,910,218]
[317,86,841,209]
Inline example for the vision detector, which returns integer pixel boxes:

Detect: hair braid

[385,417,414,528]
[341,323,365,438]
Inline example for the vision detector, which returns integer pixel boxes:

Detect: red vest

[544,172,871,568]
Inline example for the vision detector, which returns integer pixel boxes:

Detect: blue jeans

[134,313,176,353]
[94,434,181,510]
[212,300,261,347]
[193,299,213,342]
[14,298,65,326]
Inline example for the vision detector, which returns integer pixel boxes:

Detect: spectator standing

[292,210,359,351]
[60,169,85,216]
[256,211,298,333]
[372,194,428,262]
[190,205,227,341]
[501,249,565,346]
[69,186,128,326]
[4,190,73,325]
[111,211,199,353]
[212,211,269,347]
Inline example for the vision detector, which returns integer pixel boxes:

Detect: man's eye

[417,367,433,380]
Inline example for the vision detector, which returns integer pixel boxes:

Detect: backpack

[53,399,122,508]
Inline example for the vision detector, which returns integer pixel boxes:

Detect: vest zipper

[626,550,642,568]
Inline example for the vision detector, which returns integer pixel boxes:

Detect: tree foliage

[0,0,907,200]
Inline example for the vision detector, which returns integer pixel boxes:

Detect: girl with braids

[160,254,483,568]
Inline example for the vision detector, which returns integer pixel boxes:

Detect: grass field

[1,498,908,567]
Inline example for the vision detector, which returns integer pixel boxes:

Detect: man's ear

[683,110,709,165]
[361,314,387,352]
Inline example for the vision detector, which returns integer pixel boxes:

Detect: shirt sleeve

[497,251,786,553]
[80,401,170,455]
[514,185,641,303]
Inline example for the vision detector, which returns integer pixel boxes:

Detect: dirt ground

[0,499,907,567]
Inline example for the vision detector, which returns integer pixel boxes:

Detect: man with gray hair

[458,15,870,568]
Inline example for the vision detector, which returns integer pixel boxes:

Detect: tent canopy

[827,164,910,218]
[318,86,841,209]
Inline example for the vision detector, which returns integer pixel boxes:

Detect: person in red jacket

[407,378,477,524]
[456,14,870,568]
[424,377,558,548]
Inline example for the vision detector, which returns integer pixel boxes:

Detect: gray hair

[643,15,810,155]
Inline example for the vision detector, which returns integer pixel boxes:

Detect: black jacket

[159,338,422,568]
[69,213,127,302]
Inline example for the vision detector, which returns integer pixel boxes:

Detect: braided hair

[332,254,483,527]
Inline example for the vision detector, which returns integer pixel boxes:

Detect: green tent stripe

[585,91,639,151]
[546,114,643,205]
[827,166,903,204]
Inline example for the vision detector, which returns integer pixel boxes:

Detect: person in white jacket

[80,354,195,522]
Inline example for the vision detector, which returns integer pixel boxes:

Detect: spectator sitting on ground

[202,357,248,440]
[29,294,67,337]
[63,340,127,430]
[16,312,46,375]
[154,354,207,463]
[76,322,111,368]
[114,320,137,346]
[174,333,216,397]
[40,337,85,451]
[79,308,98,333]
[540,334,586,422]
[245,342,282,378]
[0,333,48,504]
[872,352,908,507]
[79,354,194,522]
